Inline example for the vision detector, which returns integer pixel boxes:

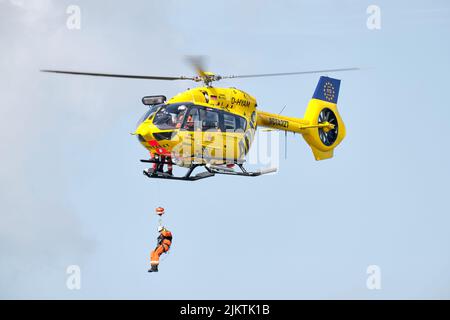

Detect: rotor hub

[318,108,339,146]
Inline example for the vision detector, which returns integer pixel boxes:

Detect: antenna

[285,131,288,159]
[278,105,288,159]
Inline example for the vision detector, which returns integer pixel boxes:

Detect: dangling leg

[149,245,164,272]
[144,153,158,176]
[166,157,173,176]
[158,155,165,173]
[151,153,158,171]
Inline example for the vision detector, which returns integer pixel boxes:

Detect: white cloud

[0,0,184,298]
[0,0,93,298]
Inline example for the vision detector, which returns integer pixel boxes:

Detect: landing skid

[142,165,215,181]
[140,160,277,181]
[206,164,277,177]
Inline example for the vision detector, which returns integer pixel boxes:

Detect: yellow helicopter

[41,62,356,181]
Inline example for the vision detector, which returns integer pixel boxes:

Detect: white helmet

[157,226,164,232]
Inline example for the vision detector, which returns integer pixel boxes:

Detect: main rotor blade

[221,67,359,79]
[40,70,195,81]
[186,56,207,78]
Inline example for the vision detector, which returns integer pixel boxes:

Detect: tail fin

[302,76,346,160]
[313,76,341,104]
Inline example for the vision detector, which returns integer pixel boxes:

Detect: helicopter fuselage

[134,87,258,166]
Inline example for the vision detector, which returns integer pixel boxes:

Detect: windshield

[153,104,188,130]
[136,104,160,128]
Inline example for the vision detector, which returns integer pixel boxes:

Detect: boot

[157,163,164,173]
[148,264,159,273]
[144,168,156,176]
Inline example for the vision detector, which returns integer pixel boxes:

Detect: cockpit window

[136,104,160,128]
[153,104,188,130]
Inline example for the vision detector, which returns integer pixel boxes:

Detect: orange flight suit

[150,229,173,266]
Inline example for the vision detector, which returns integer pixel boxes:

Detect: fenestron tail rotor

[318,108,339,146]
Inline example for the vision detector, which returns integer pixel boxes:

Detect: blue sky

[1,0,450,299]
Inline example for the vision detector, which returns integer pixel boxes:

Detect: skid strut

[140,159,277,181]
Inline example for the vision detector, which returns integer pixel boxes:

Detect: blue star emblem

[323,81,335,102]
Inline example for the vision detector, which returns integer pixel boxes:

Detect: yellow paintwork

[256,98,346,160]
[135,86,257,165]
[135,84,345,165]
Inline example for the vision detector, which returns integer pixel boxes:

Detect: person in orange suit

[149,226,173,272]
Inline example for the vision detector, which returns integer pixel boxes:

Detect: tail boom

[256,111,335,133]
[256,111,311,133]
[256,76,346,161]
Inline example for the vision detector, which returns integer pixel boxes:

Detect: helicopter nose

[137,134,146,143]
[135,123,152,143]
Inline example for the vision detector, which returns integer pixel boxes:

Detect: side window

[223,113,236,131]
[235,116,247,131]
[200,108,220,131]
[183,107,200,131]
